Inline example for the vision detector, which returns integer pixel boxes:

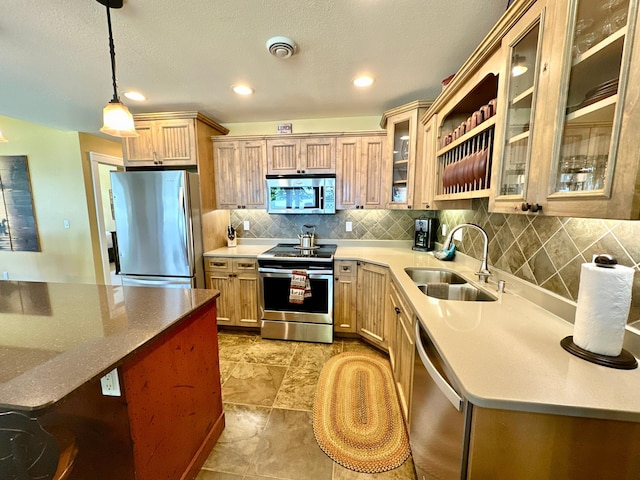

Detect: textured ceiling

[0,0,507,135]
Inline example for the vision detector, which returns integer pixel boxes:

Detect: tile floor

[198,331,417,480]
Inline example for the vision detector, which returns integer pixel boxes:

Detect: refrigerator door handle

[179,186,195,276]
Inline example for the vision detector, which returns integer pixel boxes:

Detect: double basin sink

[404,267,497,302]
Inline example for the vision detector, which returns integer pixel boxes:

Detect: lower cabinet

[334,260,358,334]
[356,262,389,348]
[204,257,260,327]
[388,279,415,423]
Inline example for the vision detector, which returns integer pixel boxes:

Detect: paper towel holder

[561,336,638,370]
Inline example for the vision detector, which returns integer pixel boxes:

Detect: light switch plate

[244,220,250,231]
[346,221,352,232]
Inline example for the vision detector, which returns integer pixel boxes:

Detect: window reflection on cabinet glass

[554,0,631,194]
[500,22,541,197]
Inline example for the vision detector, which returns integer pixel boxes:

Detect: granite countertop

[0,281,219,411]
[206,240,640,422]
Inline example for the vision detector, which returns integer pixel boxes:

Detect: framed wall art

[0,155,40,252]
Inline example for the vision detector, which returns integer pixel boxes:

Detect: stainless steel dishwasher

[410,320,473,480]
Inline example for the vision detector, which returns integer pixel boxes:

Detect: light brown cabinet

[333,260,358,334]
[335,133,387,209]
[204,257,260,327]
[380,101,432,209]
[387,279,415,424]
[356,262,389,348]
[266,136,336,174]
[123,112,228,168]
[213,139,267,209]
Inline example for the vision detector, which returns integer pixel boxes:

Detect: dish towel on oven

[289,270,312,304]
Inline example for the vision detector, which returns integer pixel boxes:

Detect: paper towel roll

[573,262,634,356]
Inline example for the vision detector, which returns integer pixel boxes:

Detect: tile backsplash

[230,209,436,241]
[230,201,640,323]
[437,198,640,323]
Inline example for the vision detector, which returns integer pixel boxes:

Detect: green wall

[0,115,120,283]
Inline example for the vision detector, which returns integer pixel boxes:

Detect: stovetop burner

[258,243,337,261]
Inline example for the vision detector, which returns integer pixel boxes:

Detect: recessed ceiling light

[353,76,375,88]
[123,91,146,101]
[232,85,254,95]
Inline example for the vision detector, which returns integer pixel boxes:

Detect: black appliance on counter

[257,243,337,343]
[412,217,439,251]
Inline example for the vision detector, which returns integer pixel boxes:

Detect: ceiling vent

[266,36,298,59]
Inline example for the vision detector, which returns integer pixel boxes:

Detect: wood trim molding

[132,111,229,135]
[211,130,387,143]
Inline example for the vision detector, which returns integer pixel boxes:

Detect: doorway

[89,152,124,285]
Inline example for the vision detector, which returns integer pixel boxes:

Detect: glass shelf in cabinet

[566,95,616,123]
[511,87,534,108]
[572,27,626,67]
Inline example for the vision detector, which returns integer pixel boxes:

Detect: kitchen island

[0,281,223,480]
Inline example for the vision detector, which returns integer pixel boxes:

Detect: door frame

[89,152,123,285]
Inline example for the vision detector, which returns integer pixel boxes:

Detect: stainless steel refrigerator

[111,170,204,289]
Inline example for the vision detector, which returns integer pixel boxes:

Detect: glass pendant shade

[0,130,7,143]
[100,101,138,137]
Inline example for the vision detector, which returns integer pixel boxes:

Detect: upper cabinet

[266,136,335,174]
[213,138,267,209]
[490,0,549,213]
[537,0,640,218]
[380,101,431,209]
[123,112,228,168]
[335,133,387,209]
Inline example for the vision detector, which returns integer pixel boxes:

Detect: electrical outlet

[453,229,463,241]
[100,369,122,397]
[441,224,447,236]
[244,220,250,231]
[346,221,352,232]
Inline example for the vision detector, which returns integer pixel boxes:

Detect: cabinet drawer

[335,260,357,276]
[233,259,257,271]
[204,258,232,272]
[390,281,415,329]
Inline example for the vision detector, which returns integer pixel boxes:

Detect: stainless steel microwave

[266,174,336,214]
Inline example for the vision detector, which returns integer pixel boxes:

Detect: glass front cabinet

[381,101,431,209]
[491,0,640,218]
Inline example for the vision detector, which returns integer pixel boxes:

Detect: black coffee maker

[412,217,439,252]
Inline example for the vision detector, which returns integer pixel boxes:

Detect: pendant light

[97,0,138,137]
[0,130,7,143]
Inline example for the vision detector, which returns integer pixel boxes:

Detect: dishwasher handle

[415,321,463,412]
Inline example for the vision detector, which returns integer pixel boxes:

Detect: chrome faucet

[442,223,491,283]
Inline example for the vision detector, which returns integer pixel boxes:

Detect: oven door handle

[258,267,333,276]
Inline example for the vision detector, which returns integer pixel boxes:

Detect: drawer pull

[212,262,226,267]
[237,263,255,268]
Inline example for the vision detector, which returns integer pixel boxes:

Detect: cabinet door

[123,122,156,164]
[335,137,361,209]
[300,137,336,173]
[538,0,639,218]
[334,261,358,333]
[414,115,439,209]
[360,136,387,208]
[239,140,267,208]
[386,110,418,209]
[396,313,415,424]
[155,119,196,165]
[205,271,234,325]
[267,138,300,174]
[214,141,241,209]
[357,262,389,348]
[491,2,547,214]
[236,272,260,326]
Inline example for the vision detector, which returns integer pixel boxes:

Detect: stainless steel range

[257,243,337,343]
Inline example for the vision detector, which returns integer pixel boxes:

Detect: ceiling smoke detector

[266,36,298,59]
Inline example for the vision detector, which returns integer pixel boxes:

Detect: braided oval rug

[312,352,410,473]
